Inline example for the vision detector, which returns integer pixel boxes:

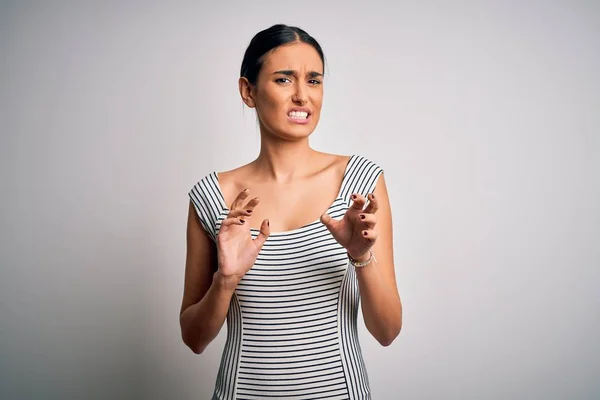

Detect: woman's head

[239,24,326,141]
[240,24,325,86]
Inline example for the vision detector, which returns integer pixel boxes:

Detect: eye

[275,77,292,84]
[308,79,322,85]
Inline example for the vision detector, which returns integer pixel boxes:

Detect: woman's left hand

[320,193,378,261]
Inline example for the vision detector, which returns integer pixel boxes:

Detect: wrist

[348,251,371,263]
[213,271,241,292]
[348,248,375,268]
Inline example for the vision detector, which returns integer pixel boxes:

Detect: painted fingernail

[360,214,366,220]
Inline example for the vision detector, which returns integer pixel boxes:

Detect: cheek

[311,88,324,104]
[258,91,285,113]
[255,94,288,126]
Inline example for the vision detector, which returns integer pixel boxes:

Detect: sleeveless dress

[188,154,384,400]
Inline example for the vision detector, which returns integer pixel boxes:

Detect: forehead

[261,42,323,73]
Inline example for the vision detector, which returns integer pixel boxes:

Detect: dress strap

[188,173,225,242]
[339,154,384,204]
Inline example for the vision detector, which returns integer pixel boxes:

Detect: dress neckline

[212,154,355,236]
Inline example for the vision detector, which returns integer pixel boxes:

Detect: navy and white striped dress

[189,154,384,400]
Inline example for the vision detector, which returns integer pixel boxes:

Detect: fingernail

[360,214,365,220]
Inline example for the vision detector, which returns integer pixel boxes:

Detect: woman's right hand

[215,188,270,287]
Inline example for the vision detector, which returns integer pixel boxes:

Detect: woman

[180,24,402,399]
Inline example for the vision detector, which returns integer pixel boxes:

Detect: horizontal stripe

[188,154,382,399]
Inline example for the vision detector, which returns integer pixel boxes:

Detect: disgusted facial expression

[240,41,324,141]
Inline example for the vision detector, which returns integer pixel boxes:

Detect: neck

[253,136,318,183]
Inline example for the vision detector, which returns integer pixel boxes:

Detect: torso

[216,152,351,233]
[188,154,383,398]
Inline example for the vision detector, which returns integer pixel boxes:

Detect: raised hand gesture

[216,189,270,284]
[320,193,378,261]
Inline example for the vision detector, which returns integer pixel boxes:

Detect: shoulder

[347,154,385,176]
[188,171,222,212]
[213,162,255,207]
[187,171,224,241]
[343,154,385,197]
[189,171,217,194]
[322,152,353,176]
[313,152,384,192]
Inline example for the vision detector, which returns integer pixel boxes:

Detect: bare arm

[354,174,402,346]
[179,201,235,354]
[321,173,402,346]
[180,190,269,354]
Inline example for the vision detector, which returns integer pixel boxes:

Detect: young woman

[180,24,402,399]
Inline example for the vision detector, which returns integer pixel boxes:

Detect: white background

[1,1,599,399]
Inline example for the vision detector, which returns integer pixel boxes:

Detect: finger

[221,217,246,227]
[243,197,260,212]
[361,228,378,243]
[320,213,340,231]
[253,218,270,248]
[358,213,377,228]
[350,193,367,210]
[231,188,250,210]
[363,193,379,214]
[228,208,253,219]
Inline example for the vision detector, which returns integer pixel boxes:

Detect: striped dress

[188,154,384,400]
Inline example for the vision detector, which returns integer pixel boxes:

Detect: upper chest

[247,181,341,231]
[217,160,348,232]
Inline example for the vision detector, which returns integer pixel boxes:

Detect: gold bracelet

[348,249,374,268]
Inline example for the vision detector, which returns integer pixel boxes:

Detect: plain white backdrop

[1,1,599,399]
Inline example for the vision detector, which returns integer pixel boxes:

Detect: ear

[238,77,256,108]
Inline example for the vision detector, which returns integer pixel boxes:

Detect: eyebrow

[272,70,324,78]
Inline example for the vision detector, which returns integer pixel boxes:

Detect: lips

[287,107,311,125]
[288,110,308,119]
[288,106,311,116]
[287,111,310,124]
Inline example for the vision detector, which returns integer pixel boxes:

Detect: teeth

[288,111,308,119]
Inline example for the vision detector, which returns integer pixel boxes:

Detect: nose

[292,82,307,105]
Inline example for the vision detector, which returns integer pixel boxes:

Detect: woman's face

[241,42,324,140]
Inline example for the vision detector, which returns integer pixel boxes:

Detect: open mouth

[287,110,309,121]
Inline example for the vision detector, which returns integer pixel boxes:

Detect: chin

[282,125,317,140]
[264,122,315,140]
